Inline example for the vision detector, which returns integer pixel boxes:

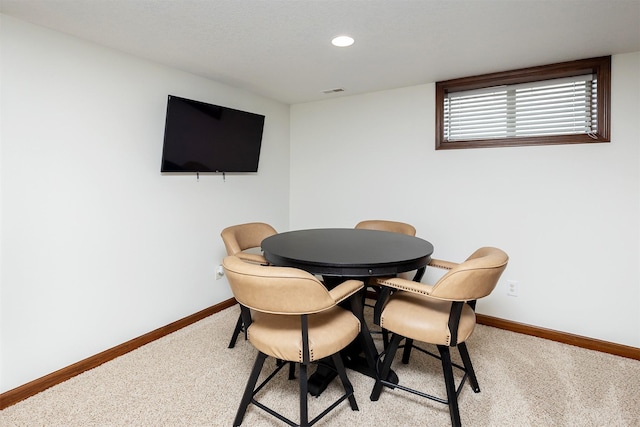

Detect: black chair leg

[438,345,461,427]
[370,333,403,401]
[234,351,267,426]
[382,328,390,349]
[288,361,296,380]
[331,353,359,410]
[458,342,480,393]
[228,314,244,348]
[401,338,414,364]
[299,362,309,426]
[276,359,296,380]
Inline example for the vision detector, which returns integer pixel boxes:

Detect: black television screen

[161,95,265,173]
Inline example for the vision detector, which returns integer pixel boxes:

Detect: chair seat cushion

[380,292,476,346]
[248,306,361,362]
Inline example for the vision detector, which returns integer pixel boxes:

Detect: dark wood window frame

[435,56,611,150]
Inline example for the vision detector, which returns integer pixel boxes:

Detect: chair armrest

[428,258,458,270]
[236,252,269,265]
[376,277,435,296]
[329,280,364,304]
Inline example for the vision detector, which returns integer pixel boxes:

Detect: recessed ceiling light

[331,35,354,47]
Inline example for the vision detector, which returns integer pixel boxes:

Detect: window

[435,56,611,150]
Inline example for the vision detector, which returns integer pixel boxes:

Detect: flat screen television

[161,95,265,173]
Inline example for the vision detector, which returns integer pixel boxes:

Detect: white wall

[2,13,638,397]
[290,52,640,348]
[0,16,290,392]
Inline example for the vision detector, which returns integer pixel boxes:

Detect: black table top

[261,228,434,278]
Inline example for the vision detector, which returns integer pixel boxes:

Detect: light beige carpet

[2,306,639,426]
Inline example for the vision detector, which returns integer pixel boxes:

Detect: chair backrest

[220,222,277,256]
[222,255,338,315]
[355,220,416,236]
[430,247,508,301]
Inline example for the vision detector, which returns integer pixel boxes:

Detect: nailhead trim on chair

[429,261,453,269]
[375,279,431,295]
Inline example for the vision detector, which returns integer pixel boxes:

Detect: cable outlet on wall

[216,264,225,280]
[507,280,519,297]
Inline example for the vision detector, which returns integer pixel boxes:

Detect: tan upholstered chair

[221,222,277,264]
[355,219,416,236]
[220,222,277,348]
[370,247,509,427]
[222,255,363,427]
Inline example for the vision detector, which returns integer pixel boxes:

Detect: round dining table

[261,228,434,280]
[261,228,434,395]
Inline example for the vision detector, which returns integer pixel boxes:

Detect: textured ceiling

[1,0,639,104]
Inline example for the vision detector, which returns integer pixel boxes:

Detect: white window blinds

[443,74,598,142]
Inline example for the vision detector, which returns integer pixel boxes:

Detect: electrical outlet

[216,264,225,280]
[507,280,518,297]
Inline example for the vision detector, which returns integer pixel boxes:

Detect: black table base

[308,342,399,397]
[307,283,399,396]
